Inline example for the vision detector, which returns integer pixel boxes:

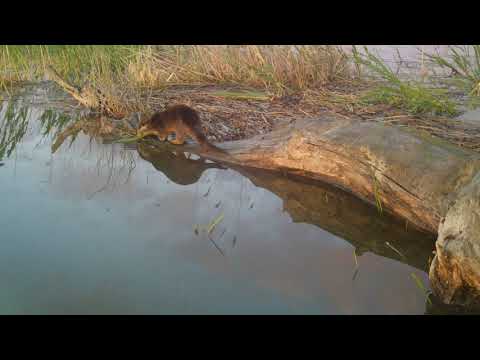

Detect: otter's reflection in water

[137,142,226,186]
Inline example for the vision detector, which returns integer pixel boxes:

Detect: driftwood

[45,65,126,119]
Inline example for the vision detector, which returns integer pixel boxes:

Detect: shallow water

[0,92,443,315]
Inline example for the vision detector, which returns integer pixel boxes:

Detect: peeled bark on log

[429,172,480,306]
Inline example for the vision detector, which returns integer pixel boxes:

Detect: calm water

[0,91,441,315]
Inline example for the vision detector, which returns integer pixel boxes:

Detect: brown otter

[137,104,223,153]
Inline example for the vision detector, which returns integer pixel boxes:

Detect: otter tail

[201,142,229,155]
[190,125,209,146]
[190,125,229,156]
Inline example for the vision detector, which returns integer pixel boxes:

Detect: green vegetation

[425,45,480,106]
[210,90,271,101]
[207,213,224,235]
[0,45,143,89]
[411,272,433,305]
[352,46,459,116]
[39,108,75,136]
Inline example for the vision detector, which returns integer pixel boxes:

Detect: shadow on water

[2,97,479,314]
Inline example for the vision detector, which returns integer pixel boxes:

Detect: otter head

[137,115,156,138]
[137,123,150,137]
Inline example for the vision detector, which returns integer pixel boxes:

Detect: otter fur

[137,104,222,153]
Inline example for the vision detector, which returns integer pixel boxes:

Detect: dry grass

[21,46,353,135]
[126,45,352,95]
[37,45,362,144]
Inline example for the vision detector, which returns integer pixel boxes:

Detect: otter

[137,104,223,153]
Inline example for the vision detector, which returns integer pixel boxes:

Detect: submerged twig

[203,185,212,197]
[385,241,407,260]
[207,233,225,257]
